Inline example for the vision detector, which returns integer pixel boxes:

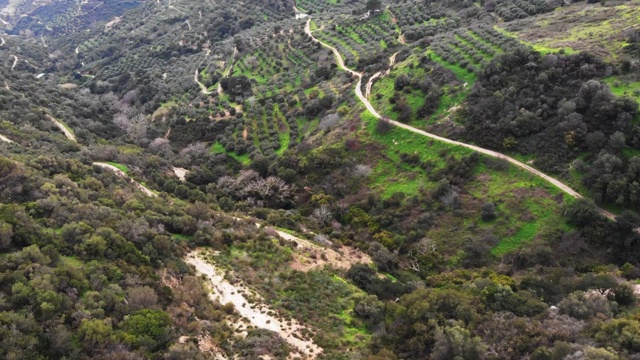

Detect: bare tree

[126,286,159,310]
[313,234,332,246]
[352,164,372,178]
[179,142,209,164]
[311,204,333,226]
[244,176,293,204]
[244,56,259,69]
[318,113,341,131]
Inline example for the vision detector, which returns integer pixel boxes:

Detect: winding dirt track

[303,19,616,221]
[46,114,76,142]
[93,162,158,197]
[194,67,214,95]
[365,51,398,99]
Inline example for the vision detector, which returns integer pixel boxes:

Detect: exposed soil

[93,162,157,197]
[186,249,323,359]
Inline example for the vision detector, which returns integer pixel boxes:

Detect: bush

[481,202,496,221]
[376,119,393,134]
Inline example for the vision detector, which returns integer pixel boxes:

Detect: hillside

[2,0,640,359]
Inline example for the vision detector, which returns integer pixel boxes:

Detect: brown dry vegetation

[502,1,640,61]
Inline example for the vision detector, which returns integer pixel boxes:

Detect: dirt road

[194,67,214,95]
[46,114,76,142]
[93,162,158,197]
[186,249,322,358]
[365,51,398,98]
[303,18,617,221]
[0,134,13,143]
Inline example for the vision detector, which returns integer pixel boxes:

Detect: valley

[1,0,640,359]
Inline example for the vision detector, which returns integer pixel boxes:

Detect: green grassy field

[603,76,640,104]
[107,162,129,173]
[211,142,251,165]
[361,110,472,198]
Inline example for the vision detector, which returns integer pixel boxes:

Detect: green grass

[106,162,129,173]
[61,256,83,267]
[171,234,192,240]
[369,55,428,122]
[309,20,318,31]
[460,161,569,256]
[369,51,475,127]
[335,308,369,343]
[316,31,360,62]
[426,49,477,85]
[362,110,472,198]
[494,26,578,56]
[211,142,251,165]
[603,76,640,104]
[491,196,570,256]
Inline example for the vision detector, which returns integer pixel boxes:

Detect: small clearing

[172,167,189,181]
[59,83,78,90]
[273,229,372,272]
[104,16,121,32]
[93,162,158,197]
[186,249,323,359]
[177,335,228,360]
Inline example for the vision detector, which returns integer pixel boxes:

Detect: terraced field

[312,11,400,68]
[431,26,521,74]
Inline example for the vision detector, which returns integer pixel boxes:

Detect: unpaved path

[365,51,398,99]
[217,47,237,96]
[46,114,76,142]
[0,37,4,47]
[303,18,617,221]
[274,229,372,272]
[194,67,214,95]
[305,19,360,76]
[186,249,322,358]
[292,1,307,17]
[10,55,17,70]
[0,134,13,143]
[93,162,158,197]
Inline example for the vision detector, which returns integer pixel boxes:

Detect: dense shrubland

[463,47,640,208]
[0,153,261,359]
[1,0,640,358]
